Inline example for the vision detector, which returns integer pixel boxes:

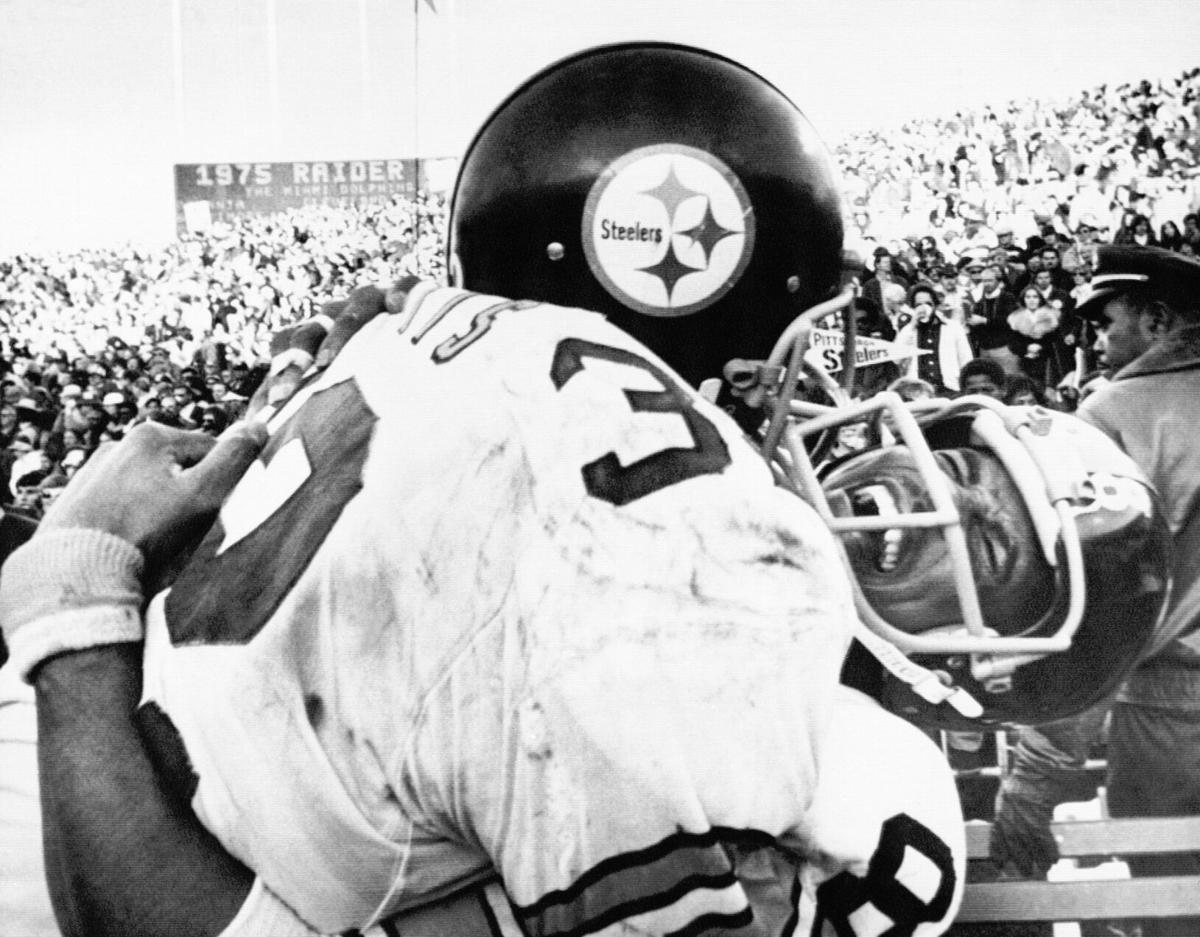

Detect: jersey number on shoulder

[812,813,956,937]
[550,338,731,506]
[165,378,377,645]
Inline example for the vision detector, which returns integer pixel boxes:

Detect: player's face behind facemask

[822,445,1054,639]
[819,407,1172,729]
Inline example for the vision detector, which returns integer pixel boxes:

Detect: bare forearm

[35,645,252,937]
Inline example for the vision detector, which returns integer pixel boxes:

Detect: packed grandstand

[3,65,1198,514]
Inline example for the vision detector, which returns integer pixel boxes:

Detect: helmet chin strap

[853,622,983,719]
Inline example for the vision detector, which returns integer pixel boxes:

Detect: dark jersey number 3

[550,338,731,507]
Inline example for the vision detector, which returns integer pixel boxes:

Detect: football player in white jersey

[1,286,968,937]
[2,38,1180,937]
[0,43,979,937]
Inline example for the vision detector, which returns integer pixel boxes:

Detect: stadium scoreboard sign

[174,159,423,232]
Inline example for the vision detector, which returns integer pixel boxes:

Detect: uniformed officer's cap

[1076,245,1200,322]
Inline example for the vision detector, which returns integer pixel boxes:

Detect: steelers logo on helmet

[449,41,845,385]
[582,144,755,319]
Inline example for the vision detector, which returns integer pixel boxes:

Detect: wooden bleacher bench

[958,816,1200,923]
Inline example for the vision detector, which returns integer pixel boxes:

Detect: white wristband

[0,529,145,682]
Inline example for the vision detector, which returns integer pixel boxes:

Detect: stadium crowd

[0,192,448,519]
[0,67,1198,529]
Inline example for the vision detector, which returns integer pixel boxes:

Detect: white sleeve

[792,687,965,936]
[217,879,321,937]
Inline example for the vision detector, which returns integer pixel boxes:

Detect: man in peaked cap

[993,245,1200,936]
[1076,245,1200,342]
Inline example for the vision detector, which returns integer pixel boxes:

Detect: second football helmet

[789,395,1172,728]
[448,41,845,387]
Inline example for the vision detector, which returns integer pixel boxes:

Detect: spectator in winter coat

[968,265,1019,373]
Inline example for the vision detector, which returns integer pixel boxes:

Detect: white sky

[452,0,1200,141]
[1,0,1198,252]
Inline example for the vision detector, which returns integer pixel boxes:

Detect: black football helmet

[799,395,1172,729]
[448,41,845,387]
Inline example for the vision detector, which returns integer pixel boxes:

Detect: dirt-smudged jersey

[140,283,931,934]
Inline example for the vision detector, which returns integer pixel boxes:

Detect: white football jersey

[357,688,965,937]
[791,687,965,937]
[142,283,883,934]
